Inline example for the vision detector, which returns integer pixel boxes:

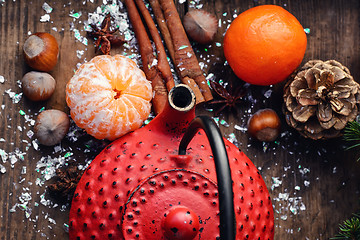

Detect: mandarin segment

[122,75,152,101]
[66,55,152,140]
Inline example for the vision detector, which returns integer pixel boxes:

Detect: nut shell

[247,108,281,142]
[21,71,56,101]
[183,9,218,44]
[34,109,70,146]
[23,32,59,72]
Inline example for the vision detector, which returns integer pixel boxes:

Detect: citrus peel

[66,55,152,140]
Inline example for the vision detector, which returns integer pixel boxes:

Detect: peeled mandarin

[66,55,152,140]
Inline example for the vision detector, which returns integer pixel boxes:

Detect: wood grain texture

[0,0,360,239]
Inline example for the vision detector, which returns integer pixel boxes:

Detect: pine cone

[283,60,360,140]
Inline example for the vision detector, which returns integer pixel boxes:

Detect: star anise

[208,78,248,116]
[48,164,84,202]
[87,13,126,55]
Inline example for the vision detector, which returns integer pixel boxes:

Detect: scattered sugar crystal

[290,205,298,214]
[278,192,289,201]
[0,149,8,163]
[304,180,310,187]
[42,2,53,13]
[21,166,27,174]
[40,193,51,206]
[48,217,56,224]
[27,130,34,139]
[150,59,158,68]
[76,50,84,58]
[10,154,18,166]
[226,133,238,146]
[76,63,82,69]
[24,115,35,125]
[9,204,18,213]
[264,89,272,98]
[300,202,306,211]
[263,142,270,152]
[0,164,6,174]
[54,145,62,153]
[199,62,205,69]
[234,124,247,132]
[0,75,4,83]
[271,177,282,190]
[24,206,32,218]
[69,11,82,19]
[299,167,310,175]
[73,29,88,46]
[295,186,300,191]
[19,192,32,202]
[5,89,22,103]
[32,140,39,150]
[206,73,214,81]
[284,166,291,171]
[40,14,50,22]
[63,223,69,233]
[212,117,220,126]
[220,119,229,127]
[35,178,42,186]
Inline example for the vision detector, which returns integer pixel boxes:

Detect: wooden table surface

[1,0,360,239]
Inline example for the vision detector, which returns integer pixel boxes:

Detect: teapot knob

[162,206,199,240]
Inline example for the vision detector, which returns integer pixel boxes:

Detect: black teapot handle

[178,115,236,240]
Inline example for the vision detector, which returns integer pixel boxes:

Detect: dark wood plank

[0,0,359,239]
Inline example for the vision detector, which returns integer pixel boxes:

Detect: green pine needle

[344,120,360,161]
[332,214,360,240]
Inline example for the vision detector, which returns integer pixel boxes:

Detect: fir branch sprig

[332,213,360,240]
[344,120,360,161]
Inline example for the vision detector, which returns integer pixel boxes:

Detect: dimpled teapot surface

[69,84,274,240]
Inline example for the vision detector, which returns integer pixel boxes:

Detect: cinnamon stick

[148,0,175,61]
[135,0,175,92]
[124,0,168,114]
[148,0,205,103]
[158,0,213,102]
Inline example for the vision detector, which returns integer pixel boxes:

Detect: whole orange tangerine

[66,55,152,140]
[223,5,307,86]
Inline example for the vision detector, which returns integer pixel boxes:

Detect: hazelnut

[23,32,59,72]
[34,109,70,146]
[21,71,56,101]
[247,109,281,142]
[183,9,218,44]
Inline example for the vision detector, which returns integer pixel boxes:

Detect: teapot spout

[147,84,197,137]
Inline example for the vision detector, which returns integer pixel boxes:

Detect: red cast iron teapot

[69,84,274,240]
